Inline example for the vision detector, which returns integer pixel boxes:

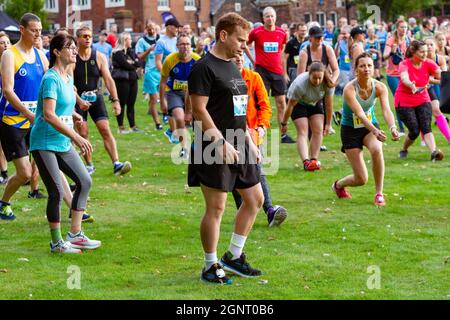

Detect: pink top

[394,58,438,108]
[385,36,409,77]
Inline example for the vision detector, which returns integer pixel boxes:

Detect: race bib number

[344,55,350,64]
[59,115,73,129]
[294,55,299,65]
[353,109,373,129]
[233,95,248,116]
[264,42,279,53]
[173,79,188,91]
[22,101,37,114]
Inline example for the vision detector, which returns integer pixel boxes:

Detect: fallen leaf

[258,279,268,285]
[267,236,275,241]
[323,253,331,257]
[303,285,310,290]
[324,208,332,213]
[18,258,29,262]
[0,269,8,273]
[22,208,32,212]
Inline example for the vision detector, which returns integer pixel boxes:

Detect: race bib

[263,42,279,53]
[353,109,373,129]
[294,55,299,65]
[344,55,350,64]
[22,101,37,114]
[173,79,188,91]
[59,115,73,129]
[233,95,248,116]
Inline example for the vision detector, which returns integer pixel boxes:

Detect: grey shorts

[165,90,185,116]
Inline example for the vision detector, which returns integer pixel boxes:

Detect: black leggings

[32,147,92,223]
[115,79,138,128]
[396,103,432,141]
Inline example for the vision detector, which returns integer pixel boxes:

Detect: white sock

[228,233,247,260]
[204,252,218,270]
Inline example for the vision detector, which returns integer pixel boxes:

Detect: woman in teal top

[332,53,400,206]
[30,34,101,254]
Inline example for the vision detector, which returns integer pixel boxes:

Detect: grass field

[0,87,449,300]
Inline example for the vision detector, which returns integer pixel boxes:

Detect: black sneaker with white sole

[201,263,232,285]
[220,251,262,278]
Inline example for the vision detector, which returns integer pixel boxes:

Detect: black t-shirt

[284,37,303,70]
[188,52,248,137]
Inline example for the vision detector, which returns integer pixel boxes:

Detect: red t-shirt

[248,26,287,75]
[107,33,117,48]
[394,58,438,107]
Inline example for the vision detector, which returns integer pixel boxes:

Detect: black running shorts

[255,65,286,97]
[0,122,30,161]
[291,101,324,120]
[75,94,109,122]
[340,123,379,153]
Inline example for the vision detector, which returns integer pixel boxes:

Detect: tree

[353,0,436,22]
[0,0,49,29]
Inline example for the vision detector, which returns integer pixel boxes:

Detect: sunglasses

[81,34,92,39]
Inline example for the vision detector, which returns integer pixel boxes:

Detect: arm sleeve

[398,60,408,74]
[154,40,164,55]
[112,51,135,71]
[42,76,58,100]
[188,62,214,96]
[254,72,272,128]
[286,76,303,101]
[135,39,145,54]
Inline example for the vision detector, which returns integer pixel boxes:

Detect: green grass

[0,86,449,300]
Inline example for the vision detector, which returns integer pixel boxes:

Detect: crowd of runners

[0,9,448,283]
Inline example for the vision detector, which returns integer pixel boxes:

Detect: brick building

[44,0,211,34]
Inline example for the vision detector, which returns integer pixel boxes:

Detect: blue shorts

[143,69,161,95]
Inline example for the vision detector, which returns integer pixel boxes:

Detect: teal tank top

[341,79,378,128]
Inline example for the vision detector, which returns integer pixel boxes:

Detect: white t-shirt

[287,72,334,105]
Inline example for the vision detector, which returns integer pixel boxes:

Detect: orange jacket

[241,68,272,145]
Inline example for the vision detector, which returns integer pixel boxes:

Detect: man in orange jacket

[231,53,287,227]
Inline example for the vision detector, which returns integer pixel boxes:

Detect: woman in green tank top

[332,53,400,206]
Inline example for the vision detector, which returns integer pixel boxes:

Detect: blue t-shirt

[376,30,388,45]
[154,35,177,62]
[324,30,334,47]
[135,36,158,72]
[93,42,112,64]
[30,68,76,153]
[336,39,351,71]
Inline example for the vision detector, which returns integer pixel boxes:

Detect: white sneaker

[50,239,82,254]
[66,231,101,250]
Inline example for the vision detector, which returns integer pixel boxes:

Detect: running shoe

[200,263,232,285]
[374,193,386,206]
[332,180,352,199]
[220,251,262,278]
[162,114,169,125]
[170,134,180,144]
[307,159,321,172]
[398,131,405,137]
[430,150,444,162]
[66,230,101,250]
[179,147,189,160]
[303,159,311,171]
[399,150,408,159]
[267,205,287,227]
[0,176,7,185]
[320,145,328,151]
[131,127,143,133]
[86,164,96,175]
[68,210,95,223]
[155,123,163,131]
[0,202,15,221]
[113,161,132,176]
[50,239,82,254]
[118,127,130,134]
[281,134,296,144]
[28,189,46,199]
[164,128,173,143]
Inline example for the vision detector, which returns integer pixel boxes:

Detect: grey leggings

[32,147,92,223]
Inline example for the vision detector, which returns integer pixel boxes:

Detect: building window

[444,4,450,15]
[74,0,91,10]
[158,0,170,11]
[316,12,326,27]
[105,0,125,8]
[235,2,241,12]
[336,0,345,8]
[44,0,58,12]
[184,0,196,11]
[304,13,312,24]
[329,12,337,28]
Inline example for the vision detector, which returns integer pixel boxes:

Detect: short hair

[76,25,92,38]
[406,40,426,58]
[53,27,69,36]
[297,23,307,30]
[176,33,190,44]
[262,7,276,17]
[215,13,251,40]
[49,34,77,68]
[20,13,41,28]
[354,52,373,69]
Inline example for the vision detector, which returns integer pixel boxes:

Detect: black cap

[350,26,365,38]
[309,26,324,38]
[165,18,181,28]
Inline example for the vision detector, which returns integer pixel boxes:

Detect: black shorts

[428,86,438,101]
[0,122,30,161]
[75,94,109,122]
[255,65,286,97]
[188,142,260,192]
[340,123,379,153]
[291,101,324,120]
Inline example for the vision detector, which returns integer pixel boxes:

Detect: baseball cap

[309,26,324,38]
[350,26,365,38]
[165,18,181,28]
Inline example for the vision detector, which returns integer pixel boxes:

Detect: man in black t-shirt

[188,13,264,285]
[284,23,308,87]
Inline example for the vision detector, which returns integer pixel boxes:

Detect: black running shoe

[201,263,232,285]
[220,251,262,278]
[399,150,408,159]
[431,149,444,162]
[281,134,296,144]
[28,190,46,199]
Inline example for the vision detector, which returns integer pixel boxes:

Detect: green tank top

[341,79,378,128]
